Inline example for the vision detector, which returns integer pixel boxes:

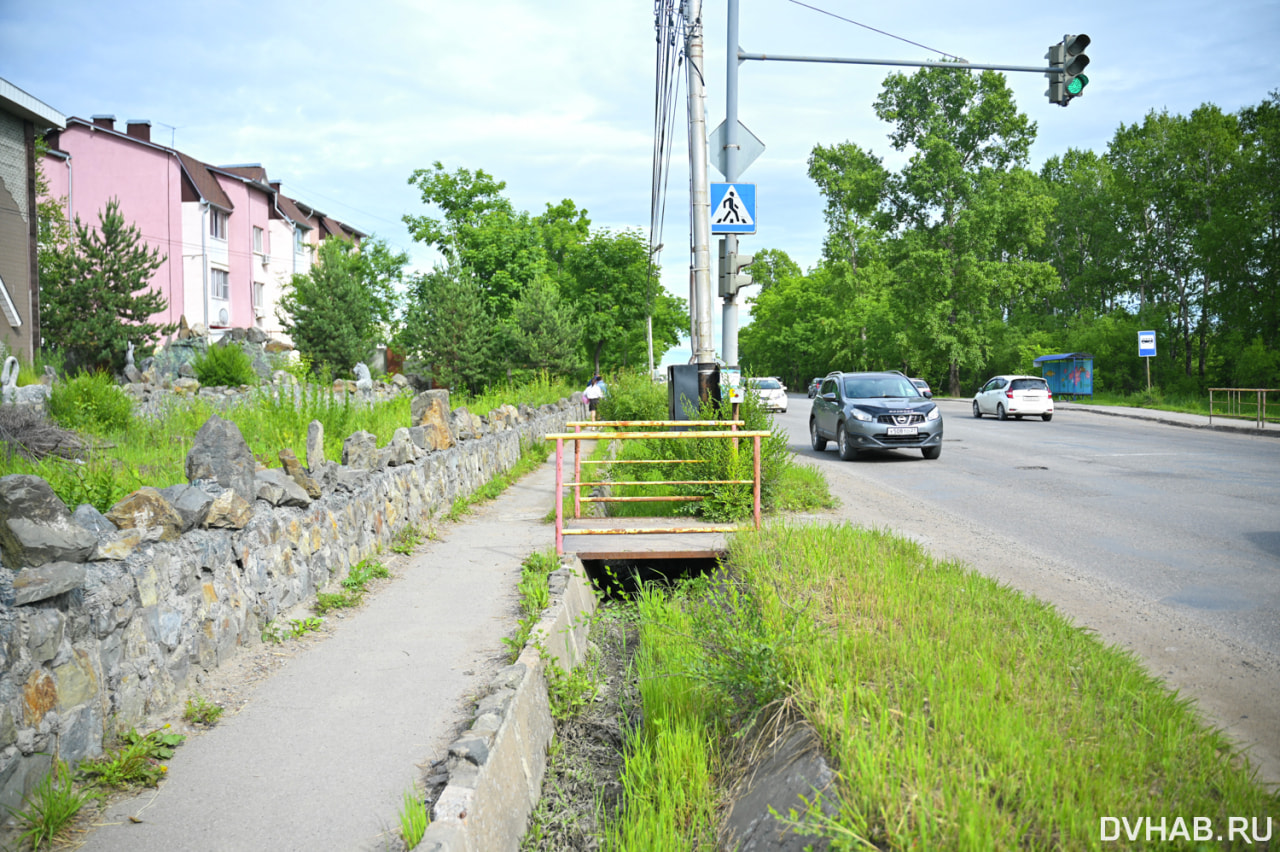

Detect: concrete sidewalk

[80,454,569,852]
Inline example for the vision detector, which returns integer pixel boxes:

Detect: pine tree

[41,198,174,374]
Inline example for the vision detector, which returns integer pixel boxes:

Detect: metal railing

[1208,388,1278,428]
[546,420,769,555]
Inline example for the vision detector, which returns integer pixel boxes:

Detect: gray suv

[810,371,943,460]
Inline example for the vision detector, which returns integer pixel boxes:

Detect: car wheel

[972,400,982,418]
[810,418,827,452]
[997,403,1008,421]
[837,424,858,461]
[1042,413,1053,422]
[922,445,941,460]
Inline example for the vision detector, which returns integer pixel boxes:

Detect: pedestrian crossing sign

[710,183,756,234]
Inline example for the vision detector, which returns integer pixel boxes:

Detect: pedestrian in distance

[583,376,604,421]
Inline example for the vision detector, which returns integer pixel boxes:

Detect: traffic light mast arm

[738,51,1061,75]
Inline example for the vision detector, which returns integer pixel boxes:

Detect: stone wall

[0,393,585,814]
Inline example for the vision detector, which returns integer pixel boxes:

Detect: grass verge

[599,522,1279,850]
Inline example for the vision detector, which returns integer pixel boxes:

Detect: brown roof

[218,164,270,184]
[274,192,312,228]
[176,152,233,211]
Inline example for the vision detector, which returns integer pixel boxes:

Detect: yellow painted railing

[546,420,768,555]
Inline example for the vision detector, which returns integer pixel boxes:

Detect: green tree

[507,275,581,374]
[277,236,404,377]
[563,229,658,375]
[396,268,495,392]
[41,198,174,374]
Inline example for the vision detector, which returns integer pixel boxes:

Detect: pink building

[41,116,364,345]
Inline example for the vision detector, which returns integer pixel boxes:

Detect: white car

[973,375,1054,421]
[747,377,788,413]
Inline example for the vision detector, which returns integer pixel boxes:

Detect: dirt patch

[519,615,638,851]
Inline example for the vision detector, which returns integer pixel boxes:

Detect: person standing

[583,376,604,421]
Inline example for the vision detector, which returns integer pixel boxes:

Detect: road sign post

[1139,331,1157,390]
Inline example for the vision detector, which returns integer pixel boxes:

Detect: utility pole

[721,0,742,366]
[684,0,715,374]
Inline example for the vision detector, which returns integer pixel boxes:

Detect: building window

[252,281,264,311]
[294,226,307,253]
[211,268,229,300]
[253,226,264,254]
[210,209,227,240]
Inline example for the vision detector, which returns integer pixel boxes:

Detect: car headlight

[926,406,940,421]
[850,408,873,422]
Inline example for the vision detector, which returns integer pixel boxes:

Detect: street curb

[421,556,598,852]
[1055,403,1278,438]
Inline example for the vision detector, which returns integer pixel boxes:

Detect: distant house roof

[0,77,65,130]
[273,192,313,229]
[1033,353,1094,363]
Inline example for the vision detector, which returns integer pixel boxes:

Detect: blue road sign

[710,183,756,234]
[1138,331,1157,358]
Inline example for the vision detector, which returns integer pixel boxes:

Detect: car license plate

[886,426,917,436]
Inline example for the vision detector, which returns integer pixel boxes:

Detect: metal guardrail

[546,420,768,556]
[1208,388,1278,428]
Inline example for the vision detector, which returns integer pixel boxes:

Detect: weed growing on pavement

[262,616,325,643]
[398,785,429,849]
[182,695,224,726]
[390,524,425,555]
[77,727,185,789]
[502,549,561,663]
[5,758,96,851]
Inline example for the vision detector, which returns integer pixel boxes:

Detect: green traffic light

[1067,74,1089,96]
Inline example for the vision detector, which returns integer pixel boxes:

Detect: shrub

[191,342,258,388]
[48,370,134,434]
[597,369,667,421]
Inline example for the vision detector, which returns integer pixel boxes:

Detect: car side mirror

[822,392,836,401]
[923,390,933,399]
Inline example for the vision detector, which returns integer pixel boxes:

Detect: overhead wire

[784,0,963,61]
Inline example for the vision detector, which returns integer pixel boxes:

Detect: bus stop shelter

[1034,353,1094,399]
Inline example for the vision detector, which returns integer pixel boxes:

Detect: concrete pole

[721,0,742,366]
[685,0,714,366]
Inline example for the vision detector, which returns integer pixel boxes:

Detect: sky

[3,0,1277,368]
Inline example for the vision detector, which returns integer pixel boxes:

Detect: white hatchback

[973,375,1054,421]
[747,377,788,413]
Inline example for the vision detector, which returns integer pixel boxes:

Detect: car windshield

[1010,378,1048,391]
[843,376,920,399]
[752,378,782,389]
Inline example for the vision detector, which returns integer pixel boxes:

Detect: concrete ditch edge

[422,555,598,852]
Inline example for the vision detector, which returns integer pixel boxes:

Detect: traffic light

[717,240,754,297]
[1046,33,1091,106]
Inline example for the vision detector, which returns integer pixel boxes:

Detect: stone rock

[72,504,117,536]
[386,428,417,466]
[177,314,192,339]
[279,449,322,499]
[173,377,200,394]
[306,420,326,472]
[158,485,213,532]
[105,487,185,542]
[264,338,292,354]
[412,391,456,450]
[0,475,98,569]
[342,431,378,470]
[93,528,146,561]
[203,490,253,530]
[185,416,256,502]
[354,363,373,392]
[13,561,86,606]
[451,406,482,440]
[255,468,312,508]
[391,373,409,388]
[123,365,144,384]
